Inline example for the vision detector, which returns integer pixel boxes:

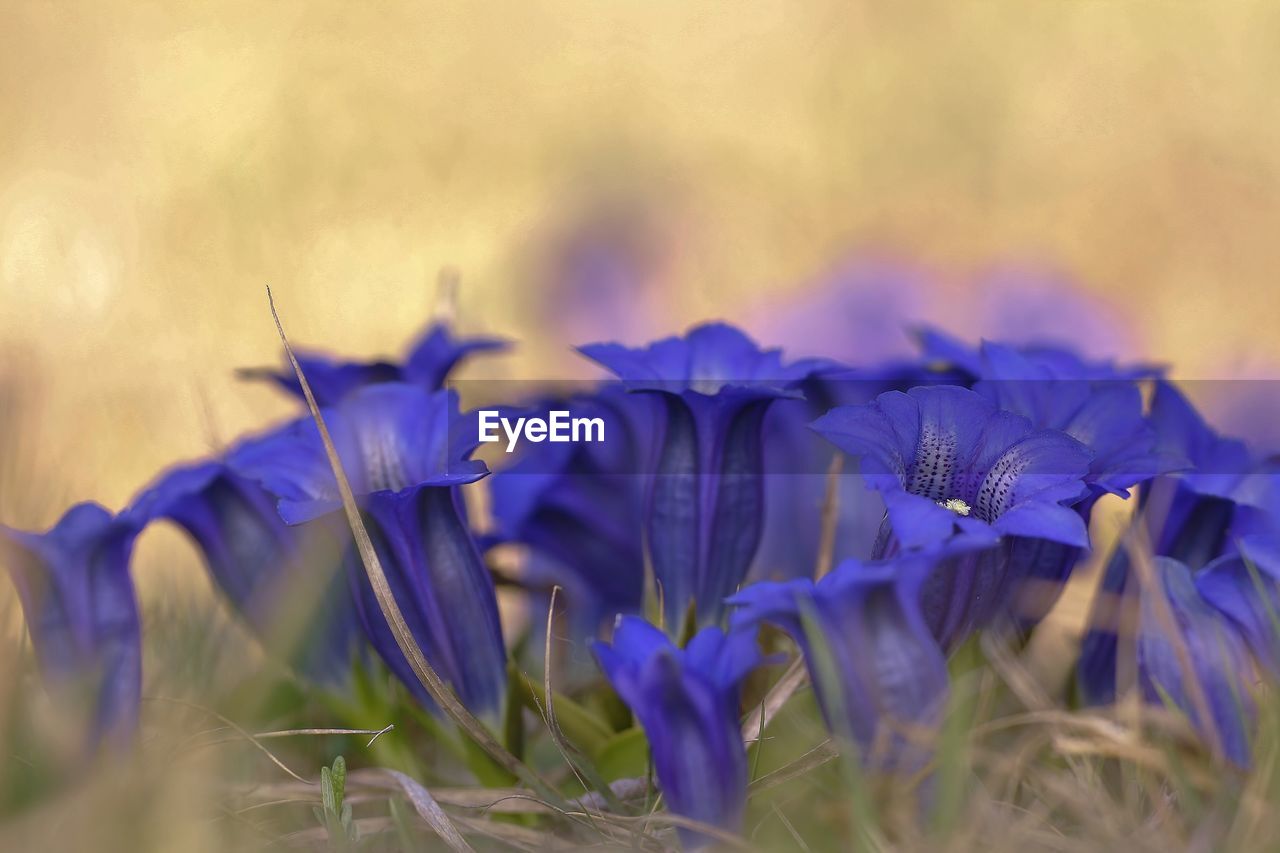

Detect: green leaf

[330,756,347,811]
[593,727,649,781]
[503,664,526,760]
[517,676,612,755]
[320,765,336,814]
[461,730,518,788]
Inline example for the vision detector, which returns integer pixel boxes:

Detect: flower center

[937,498,972,516]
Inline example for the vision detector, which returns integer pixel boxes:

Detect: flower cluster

[4,299,1278,843]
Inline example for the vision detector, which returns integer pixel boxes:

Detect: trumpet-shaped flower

[0,503,142,749]
[813,385,1093,553]
[580,323,822,628]
[1078,383,1279,704]
[813,385,1092,644]
[593,617,764,844]
[1081,555,1255,765]
[911,336,1175,626]
[1144,381,1280,568]
[922,337,1168,498]
[755,362,962,582]
[236,384,505,718]
[129,461,362,682]
[729,553,951,766]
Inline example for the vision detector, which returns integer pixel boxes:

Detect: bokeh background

[4,1,1280,539]
[3,4,1280,849]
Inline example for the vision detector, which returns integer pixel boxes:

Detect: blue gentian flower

[1143,381,1280,567]
[756,391,879,582]
[755,362,963,582]
[729,552,951,767]
[1139,558,1255,765]
[1078,382,1279,704]
[812,385,1092,645]
[1082,554,1255,765]
[812,385,1093,552]
[488,388,655,637]
[129,460,362,682]
[911,336,1174,626]
[967,342,1166,499]
[0,503,142,749]
[245,322,507,406]
[915,332,1167,495]
[236,383,506,719]
[593,617,764,844]
[580,323,821,629]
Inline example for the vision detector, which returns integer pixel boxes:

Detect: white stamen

[938,498,972,516]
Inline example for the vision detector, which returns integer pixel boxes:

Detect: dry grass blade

[531,586,620,817]
[382,769,476,853]
[194,725,395,751]
[607,811,753,850]
[146,695,311,783]
[264,286,557,798]
[250,726,393,741]
[748,740,838,793]
[243,777,653,819]
[539,587,593,787]
[451,815,575,851]
[815,452,844,580]
[742,658,807,744]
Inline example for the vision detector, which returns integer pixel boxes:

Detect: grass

[0,580,1275,852]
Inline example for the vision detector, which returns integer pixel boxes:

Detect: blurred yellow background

[4,0,1280,523]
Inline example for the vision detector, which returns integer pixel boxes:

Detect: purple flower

[910,337,1175,626]
[1078,383,1279,705]
[812,385,1092,552]
[920,337,1169,498]
[245,322,507,407]
[1144,381,1280,567]
[1082,555,1255,766]
[129,460,362,682]
[238,384,506,718]
[0,503,142,749]
[729,552,951,767]
[580,323,821,629]
[593,617,764,844]
[755,363,962,582]
[812,385,1092,645]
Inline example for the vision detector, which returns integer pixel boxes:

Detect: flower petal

[593,617,760,843]
[0,503,142,749]
[131,462,361,681]
[349,487,507,718]
[1138,557,1255,766]
[1196,534,1280,676]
